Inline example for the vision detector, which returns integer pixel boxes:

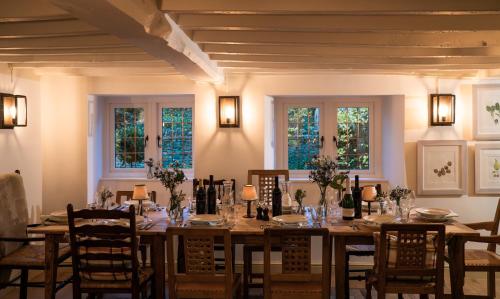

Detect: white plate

[190,214,224,225]
[272,214,307,224]
[362,214,396,225]
[124,200,155,206]
[415,208,451,219]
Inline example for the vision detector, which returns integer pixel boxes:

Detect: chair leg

[419,295,429,299]
[365,279,372,299]
[140,244,148,267]
[19,269,28,299]
[344,253,350,299]
[398,293,403,299]
[487,271,495,298]
[243,246,250,299]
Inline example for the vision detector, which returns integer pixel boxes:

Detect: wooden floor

[1,266,498,299]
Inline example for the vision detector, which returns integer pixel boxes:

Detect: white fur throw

[0,173,29,283]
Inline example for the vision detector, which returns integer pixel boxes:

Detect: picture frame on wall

[473,84,500,140]
[475,142,500,194]
[417,140,467,196]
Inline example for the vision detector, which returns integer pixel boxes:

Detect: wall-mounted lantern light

[0,93,28,129]
[430,94,455,126]
[218,96,240,128]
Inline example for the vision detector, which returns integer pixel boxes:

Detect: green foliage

[162,108,193,168]
[287,107,320,170]
[337,107,369,170]
[114,108,145,168]
[485,102,500,125]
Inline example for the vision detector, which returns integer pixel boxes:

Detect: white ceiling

[2,0,500,79]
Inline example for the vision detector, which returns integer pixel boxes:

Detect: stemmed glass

[329,188,341,224]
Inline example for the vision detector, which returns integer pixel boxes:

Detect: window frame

[274,96,382,179]
[104,96,194,179]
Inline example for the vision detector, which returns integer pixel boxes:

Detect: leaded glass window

[337,107,369,170]
[114,108,145,168]
[287,107,320,170]
[162,107,193,168]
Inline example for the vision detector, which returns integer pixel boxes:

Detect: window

[275,97,380,177]
[105,96,194,177]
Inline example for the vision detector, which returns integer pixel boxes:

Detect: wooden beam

[194,30,499,48]
[0,53,157,63]
[0,0,69,21]
[211,54,500,65]
[0,34,128,50]
[218,61,500,70]
[0,18,99,38]
[11,61,172,68]
[0,47,144,55]
[203,44,500,57]
[162,0,500,14]
[178,14,500,32]
[50,0,223,82]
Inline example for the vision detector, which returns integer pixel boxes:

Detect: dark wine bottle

[353,175,362,219]
[195,178,206,214]
[375,184,382,196]
[207,175,217,214]
[271,176,282,217]
[342,177,355,220]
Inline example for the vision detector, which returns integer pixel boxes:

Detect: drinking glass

[329,189,341,223]
[399,197,412,223]
[143,203,156,223]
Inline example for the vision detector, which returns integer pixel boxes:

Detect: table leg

[44,234,61,299]
[334,236,347,299]
[447,236,465,299]
[151,235,166,299]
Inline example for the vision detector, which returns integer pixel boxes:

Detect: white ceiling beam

[203,44,500,57]
[162,0,500,14]
[50,0,223,82]
[0,34,127,50]
[194,30,499,48]
[0,53,157,63]
[178,14,500,32]
[218,61,500,70]
[0,47,144,55]
[0,18,98,38]
[11,61,173,68]
[211,54,500,65]
[0,0,69,21]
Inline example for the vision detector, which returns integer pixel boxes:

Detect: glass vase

[146,165,154,179]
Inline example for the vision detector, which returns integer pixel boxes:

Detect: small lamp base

[243,200,255,218]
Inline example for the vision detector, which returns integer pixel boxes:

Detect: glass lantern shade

[218,96,240,128]
[430,94,455,126]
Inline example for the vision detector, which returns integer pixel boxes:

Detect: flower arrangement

[154,161,187,217]
[97,187,114,209]
[308,155,348,207]
[389,186,412,206]
[294,189,306,212]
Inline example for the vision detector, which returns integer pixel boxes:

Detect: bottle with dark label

[342,177,355,220]
[375,184,382,197]
[195,178,206,214]
[272,176,282,217]
[207,175,217,214]
[353,175,362,219]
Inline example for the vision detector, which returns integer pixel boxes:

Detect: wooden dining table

[30,206,479,299]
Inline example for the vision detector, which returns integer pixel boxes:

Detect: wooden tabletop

[29,205,479,238]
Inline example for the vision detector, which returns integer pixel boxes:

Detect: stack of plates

[272,215,308,227]
[123,200,155,207]
[189,214,225,226]
[415,208,457,222]
[361,214,396,227]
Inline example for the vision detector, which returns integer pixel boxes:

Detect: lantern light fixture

[0,93,28,129]
[430,94,455,126]
[218,96,240,128]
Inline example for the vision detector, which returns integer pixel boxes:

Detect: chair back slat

[67,204,139,285]
[247,170,289,204]
[167,227,233,299]
[488,198,500,252]
[264,228,331,299]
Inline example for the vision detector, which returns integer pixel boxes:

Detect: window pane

[162,108,193,168]
[337,107,369,170]
[287,107,320,170]
[114,107,145,168]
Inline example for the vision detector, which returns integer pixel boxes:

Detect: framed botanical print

[417,140,467,196]
[473,85,500,140]
[475,142,500,194]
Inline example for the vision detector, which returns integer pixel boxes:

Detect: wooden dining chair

[0,173,72,299]
[244,169,289,298]
[448,198,500,298]
[167,227,242,299]
[67,204,154,299]
[263,228,331,299]
[366,223,446,299]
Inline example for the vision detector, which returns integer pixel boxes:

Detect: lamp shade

[0,94,16,129]
[361,185,378,202]
[241,185,257,201]
[132,184,149,200]
[218,96,240,128]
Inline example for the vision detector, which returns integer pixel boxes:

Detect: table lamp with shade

[132,184,149,215]
[361,185,377,215]
[241,185,257,218]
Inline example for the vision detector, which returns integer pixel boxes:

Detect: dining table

[30,205,479,299]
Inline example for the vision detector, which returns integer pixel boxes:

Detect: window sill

[100,175,194,182]
[289,177,388,184]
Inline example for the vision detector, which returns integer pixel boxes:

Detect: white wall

[0,65,42,223]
